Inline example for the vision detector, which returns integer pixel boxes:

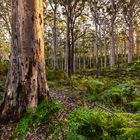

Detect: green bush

[0,60,8,75]
[48,81,58,88]
[67,108,108,140]
[46,68,67,81]
[12,99,62,140]
[69,76,104,93]
[66,108,140,140]
[101,83,139,107]
[129,97,140,112]
[80,76,104,93]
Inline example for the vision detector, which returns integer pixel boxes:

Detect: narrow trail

[0,88,78,140]
[0,123,16,140]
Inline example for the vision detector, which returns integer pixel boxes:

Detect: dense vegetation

[0,61,140,139]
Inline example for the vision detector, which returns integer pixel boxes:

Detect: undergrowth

[6,61,140,140]
[66,108,140,140]
[12,99,62,140]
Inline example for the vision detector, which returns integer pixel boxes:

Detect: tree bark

[93,0,99,72]
[83,55,86,70]
[70,26,74,74]
[99,25,103,69]
[110,26,115,69]
[94,24,99,72]
[104,41,107,68]
[53,4,58,69]
[128,23,134,63]
[79,56,81,70]
[67,4,71,77]
[64,44,68,72]
[0,0,49,122]
[109,0,117,69]
[136,27,140,61]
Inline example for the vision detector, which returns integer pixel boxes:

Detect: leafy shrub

[101,83,139,107]
[129,97,140,112]
[12,99,62,140]
[66,108,140,140]
[48,81,58,88]
[0,61,8,75]
[69,75,80,89]
[69,76,104,93]
[118,112,140,139]
[80,76,104,94]
[75,68,100,77]
[46,68,67,81]
[67,108,108,140]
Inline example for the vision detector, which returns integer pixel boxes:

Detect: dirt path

[0,88,79,140]
[0,123,16,140]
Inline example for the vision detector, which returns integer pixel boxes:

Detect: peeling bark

[0,0,49,122]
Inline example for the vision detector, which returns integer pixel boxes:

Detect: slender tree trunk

[124,38,127,63]
[79,56,81,70]
[71,27,74,74]
[99,25,103,69]
[89,56,92,68]
[109,0,116,69]
[53,5,58,69]
[110,25,115,68]
[120,42,123,64]
[104,42,107,68]
[100,48,103,69]
[103,24,107,68]
[116,35,119,64]
[128,23,134,63]
[83,55,86,70]
[0,0,49,121]
[65,2,71,77]
[136,31,140,61]
[94,5,99,72]
[64,44,68,72]
[94,24,99,72]
[73,51,76,72]
[61,58,64,70]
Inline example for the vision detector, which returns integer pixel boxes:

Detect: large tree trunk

[0,0,49,122]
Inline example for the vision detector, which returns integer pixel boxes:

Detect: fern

[12,99,62,140]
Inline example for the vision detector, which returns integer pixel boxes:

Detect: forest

[0,0,140,139]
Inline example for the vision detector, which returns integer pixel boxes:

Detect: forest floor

[0,87,79,139]
[0,61,140,139]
